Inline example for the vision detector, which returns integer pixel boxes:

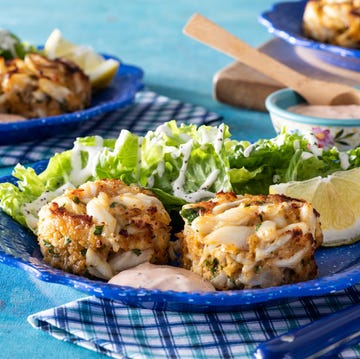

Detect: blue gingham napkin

[0,89,221,167]
[28,286,360,359]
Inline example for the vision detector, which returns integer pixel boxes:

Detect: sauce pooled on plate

[108,262,215,292]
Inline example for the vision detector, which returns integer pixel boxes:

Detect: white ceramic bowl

[265,88,360,151]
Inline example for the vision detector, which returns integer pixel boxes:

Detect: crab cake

[0,53,91,118]
[37,179,171,280]
[303,0,360,48]
[178,192,323,290]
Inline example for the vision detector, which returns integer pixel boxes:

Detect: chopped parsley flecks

[205,257,219,275]
[42,239,53,248]
[180,207,204,224]
[43,240,57,256]
[132,248,142,256]
[94,225,104,235]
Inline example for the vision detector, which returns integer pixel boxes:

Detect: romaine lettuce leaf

[1,122,359,234]
[139,121,232,201]
[228,129,354,194]
[0,121,233,231]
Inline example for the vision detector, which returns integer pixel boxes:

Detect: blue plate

[1,161,360,312]
[259,0,360,71]
[0,55,144,145]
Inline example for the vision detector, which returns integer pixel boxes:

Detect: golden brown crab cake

[303,0,360,48]
[0,53,91,118]
[178,192,323,290]
[37,179,171,280]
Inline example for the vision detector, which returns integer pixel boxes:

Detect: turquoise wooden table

[0,0,276,357]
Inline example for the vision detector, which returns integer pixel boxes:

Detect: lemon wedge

[269,168,360,246]
[44,28,119,88]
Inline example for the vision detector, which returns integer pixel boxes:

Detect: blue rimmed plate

[259,0,360,71]
[0,55,144,145]
[1,161,360,312]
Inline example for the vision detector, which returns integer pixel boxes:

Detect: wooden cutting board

[213,38,360,111]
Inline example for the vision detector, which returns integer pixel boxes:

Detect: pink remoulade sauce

[108,262,215,292]
[287,104,360,119]
[0,114,26,123]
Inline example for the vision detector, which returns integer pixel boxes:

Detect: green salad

[0,29,38,60]
[0,120,358,233]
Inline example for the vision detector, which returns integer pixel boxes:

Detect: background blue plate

[1,161,360,312]
[0,55,144,145]
[259,0,360,71]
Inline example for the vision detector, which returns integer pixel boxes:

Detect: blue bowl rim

[265,88,360,126]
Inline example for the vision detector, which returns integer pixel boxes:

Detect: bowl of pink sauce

[265,88,360,150]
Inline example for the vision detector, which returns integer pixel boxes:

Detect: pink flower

[312,127,334,148]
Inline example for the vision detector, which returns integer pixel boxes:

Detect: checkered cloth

[28,286,360,358]
[0,90,222,167]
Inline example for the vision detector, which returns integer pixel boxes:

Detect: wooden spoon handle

[183,13,308,91]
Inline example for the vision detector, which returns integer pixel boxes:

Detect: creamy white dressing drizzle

[155,160,163,177]
[114,129,130,152]
[70,136,104,186]
[22,182,74,233]
[271,133,286,147]
[214,123,225,155]
[148,159,166,187]
[157,123,172,137]
[293,139,300,150]
[303,132,318,146]
[186,186,217,203]
[167,125,227,201]
[301,152,314,160]
[308,144,323,157]
[136,137,143,182]
[243,143,256,158]
[185,189,216,203]
[339,152,350,170]
[198,123,225,155]
[171,140,193,196]
[171,139,219,202]
[199,169,217,190]
[155,123,191,142]
[154,123,171,137]
[147,175,154,187]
